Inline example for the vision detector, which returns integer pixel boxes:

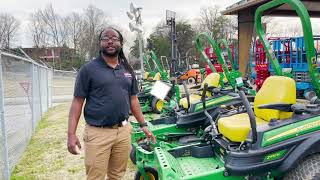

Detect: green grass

[10,103,137,180]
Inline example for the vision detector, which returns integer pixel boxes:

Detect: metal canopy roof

[222,0,320,17]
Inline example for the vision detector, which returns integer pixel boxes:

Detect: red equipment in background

[204,47,232,76]
[254,39,269,90]
[254,37,289,90]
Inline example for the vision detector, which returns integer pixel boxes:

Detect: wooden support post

[238,11,255,77]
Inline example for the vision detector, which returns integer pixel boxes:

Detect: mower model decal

[194,95,233,112]
[262,118,320,147]
[263,149,287,162]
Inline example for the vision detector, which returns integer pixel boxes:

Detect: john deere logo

[264,150,286,162]
[266,120,320,143]
[262,118,320,147]
[296,120,320,131]
[181,150,191,157]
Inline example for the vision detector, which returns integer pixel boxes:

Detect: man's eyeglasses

[100,36,120,42]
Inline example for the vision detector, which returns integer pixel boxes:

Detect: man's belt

[89,119,128,129]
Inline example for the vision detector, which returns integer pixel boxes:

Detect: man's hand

[67,134,82,155]
[68,97,84,155]
[141,126,156,144]
[130,95,156,143]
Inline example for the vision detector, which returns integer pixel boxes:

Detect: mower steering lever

[202,83,219,135]
[183,81,190,112]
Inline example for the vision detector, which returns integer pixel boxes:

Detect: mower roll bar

[255,0,320,97]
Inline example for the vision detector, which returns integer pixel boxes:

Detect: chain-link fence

[0,50,76,180]
[52,70,76,106]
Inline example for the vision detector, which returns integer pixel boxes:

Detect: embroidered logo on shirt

[124,73,132,78]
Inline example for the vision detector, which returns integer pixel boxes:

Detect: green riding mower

[130,34,257,163]
[133,0,320,179]
[130,80,247,164]
[143,53,157,81]
[138,50,170,113]
[131,35,252,142]
[178,33,256,112]
[134,76,320,180]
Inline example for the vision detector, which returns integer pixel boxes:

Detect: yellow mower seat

[201,73,220,89]
[153,72,161,81]
[144,72,150,80]
[218,113,268,142]
[222,72,228,83]
[201,72,221,97]
[218,76,296,142]
[179,73,221,109]
[179,94,202,109]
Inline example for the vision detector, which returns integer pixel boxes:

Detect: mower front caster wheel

[134,167,158,180]
[152,98,164,114]
[130,143,152,165]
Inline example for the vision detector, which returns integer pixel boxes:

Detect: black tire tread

[151,98,162,114]
[283,154,320,180]
[130,145,136,165]
[134,167,159,180]
[187,77,196,84]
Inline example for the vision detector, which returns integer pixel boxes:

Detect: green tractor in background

[130,35,257,167]
[133,0,320,179]
[178,32,256,112]
[138,50,171,114]
[142,53,157,81]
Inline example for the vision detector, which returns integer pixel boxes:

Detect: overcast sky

[1,0,320,49]
[0,0,240,48]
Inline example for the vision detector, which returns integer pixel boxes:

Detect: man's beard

[100,47,121,57]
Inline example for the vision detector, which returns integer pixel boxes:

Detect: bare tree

[0,13,20,48]
[196,6,236,41]
[30,4,73,48]
[263,17,302,37]
[198,6,220,34]
[0,15,6,46]
[261,17,279,37]
[284,23,302,37]
[82,5,108,59]
[30,11,48,47]
[60,17,69,46]
[37,4,63,47]
[65,12,85,51]
[27,4,109,69]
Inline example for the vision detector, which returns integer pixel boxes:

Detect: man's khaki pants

[83,123,132,180]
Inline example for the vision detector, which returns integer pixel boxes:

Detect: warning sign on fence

[19,82,31,95]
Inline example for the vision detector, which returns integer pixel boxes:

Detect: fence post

[31,64,36,132]
[38,68,42,115]
[52,68,54,107]
[46,69,49,109]
[0,52,10,180]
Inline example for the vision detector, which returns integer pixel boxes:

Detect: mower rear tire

[283,153,320,180]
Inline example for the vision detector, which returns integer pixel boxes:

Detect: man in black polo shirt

[67,27,155,180]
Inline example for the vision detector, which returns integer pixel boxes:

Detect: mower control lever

[239,90,257,144]
[183,81,190,112]
[202,83,219,135]
[258,103,320,115]
[201,83,208,109]
[199,86,215,92]
[190,84,201,89]
[258,103,293,112]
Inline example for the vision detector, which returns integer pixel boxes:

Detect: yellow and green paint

[262,117,320,147]
[194,95,233,112]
